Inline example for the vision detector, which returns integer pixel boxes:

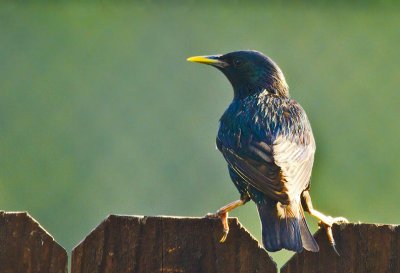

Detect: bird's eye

[233,59,243,67]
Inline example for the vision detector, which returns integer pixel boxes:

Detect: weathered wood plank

[71,215,277,273]
[0,211,67,273]
[281,223,400,273]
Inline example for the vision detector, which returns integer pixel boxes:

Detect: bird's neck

[233,81,290,100]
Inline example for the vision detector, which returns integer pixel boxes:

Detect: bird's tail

[257,200,319,252]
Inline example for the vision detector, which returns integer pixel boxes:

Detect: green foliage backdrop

[1,2,399,266]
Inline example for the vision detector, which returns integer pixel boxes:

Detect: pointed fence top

[0,211,67,273]
[72,215,277,273]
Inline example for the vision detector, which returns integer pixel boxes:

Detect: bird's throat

[233,82,288,100]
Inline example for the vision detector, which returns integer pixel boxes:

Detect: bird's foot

[318,216,349,255]
[318,215,349,228]
[301,191,348,255]
[206,210,229,243]
[205,212,219,219]
[205,198,248,243]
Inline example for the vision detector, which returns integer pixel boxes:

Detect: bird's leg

[301,190,348,255]
[206,195,250,243]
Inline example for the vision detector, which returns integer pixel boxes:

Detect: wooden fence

[0,211,399,273]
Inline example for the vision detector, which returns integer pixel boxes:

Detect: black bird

[187,50,347,253]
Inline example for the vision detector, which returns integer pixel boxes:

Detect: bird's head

[187,50,289,99]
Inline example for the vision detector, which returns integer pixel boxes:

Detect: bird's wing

[220,137,291,203]
[272,133,315,200]
[219,122,315,204]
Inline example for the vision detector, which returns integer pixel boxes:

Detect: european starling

[187,50,347,253]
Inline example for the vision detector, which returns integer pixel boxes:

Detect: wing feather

[273,134,315,200]
[218,96,315,203]
[222,147,289,203]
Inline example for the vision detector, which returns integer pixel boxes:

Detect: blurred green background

[1,1,399,267]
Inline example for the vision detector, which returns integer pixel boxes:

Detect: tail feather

[257,200,319,252]
[299,208,319,252]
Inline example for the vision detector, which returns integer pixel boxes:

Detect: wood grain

[281,223,400,273]
[0,211,67,273]
[71,215,277,273]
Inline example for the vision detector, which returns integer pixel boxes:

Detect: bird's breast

[218,98,277,145]
[217,95,313,152]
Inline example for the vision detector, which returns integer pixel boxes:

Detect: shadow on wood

[0,211,67,273]
[281,223,400,273]
[71,215,277,273]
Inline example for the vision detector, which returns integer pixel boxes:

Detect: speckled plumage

[217,91,315,204]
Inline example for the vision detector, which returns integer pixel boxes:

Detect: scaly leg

[206,195,250,242]
[301,190,348,255]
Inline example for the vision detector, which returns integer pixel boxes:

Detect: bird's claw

[205,211,229,243]
[331,242,340,256]
[205,212,219,219]
[220,228,229,243]
[318,216,348,256]
[332,217,349,224]
[325,225,340,256]
[318,216,349,228]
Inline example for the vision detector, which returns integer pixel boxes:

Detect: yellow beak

[187,55,226,66]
